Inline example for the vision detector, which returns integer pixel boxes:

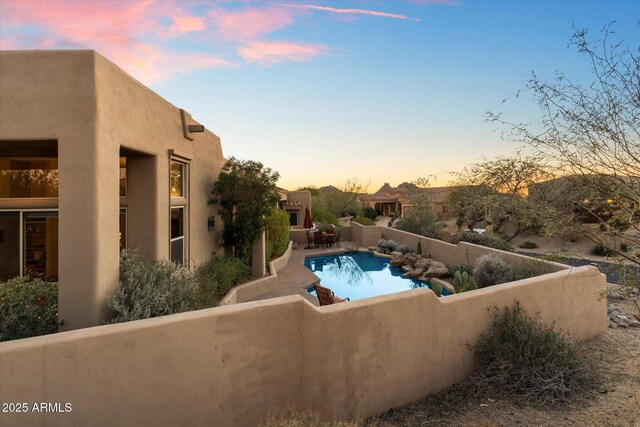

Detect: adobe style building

[0,50,226,331]
[361,182,455,220]
[276,187,312,228]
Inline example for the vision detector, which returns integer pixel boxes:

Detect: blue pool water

[304,252,451,301]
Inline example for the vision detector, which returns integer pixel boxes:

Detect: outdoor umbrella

[303,206,313,229]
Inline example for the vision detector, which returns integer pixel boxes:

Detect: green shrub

[510,258,549,282]
[416,240,422,254]
[362,206,378,220]
[471,303,598,404]
[452,231,513,252]
[107,249,199,323]
[311,209,339,226]
[352,216,375,226]
[196,255,250,307]
[266,208,290,262]
[591,244,614,256]
[0,277,58,342]
[376,239,410,254]
[453,270,476,293]
[519,241,538,249]
[473,254,512,288]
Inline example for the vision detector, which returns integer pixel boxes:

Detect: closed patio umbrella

[303,206,313,229]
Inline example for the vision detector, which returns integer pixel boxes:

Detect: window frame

[169,156,189,265]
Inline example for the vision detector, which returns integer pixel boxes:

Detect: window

[119,209,127,252]
[119,156,127,197]
[289,211,298,226]
[170,161,184,198]
[0,210,58,281]
[0,157,58,198]
[170,207,184,265]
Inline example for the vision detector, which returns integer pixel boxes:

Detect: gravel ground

[368,289,640,427]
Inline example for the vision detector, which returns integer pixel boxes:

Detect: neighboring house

[0,50,226,331]
[276,187,312,228]
[361,183,454,220]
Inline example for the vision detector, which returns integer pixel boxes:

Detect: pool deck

[247,241,359,306]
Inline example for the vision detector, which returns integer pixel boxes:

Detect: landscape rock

[417,274,430,282]
[403,268,425,279]
[390,251,404,267]
[403,253,421,268]
[414,258,433,270]
[425,262,450,279]
[628,321,640,328]
[401,265,413,273]
[368,246,378,252]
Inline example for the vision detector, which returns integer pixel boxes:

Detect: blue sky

[1,0,638,190]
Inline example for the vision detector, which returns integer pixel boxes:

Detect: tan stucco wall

[0,263,606,426]
[0,51,225,330]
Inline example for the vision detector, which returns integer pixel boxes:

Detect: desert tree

[487,23,639,296]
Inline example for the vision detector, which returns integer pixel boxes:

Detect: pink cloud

[283,4,417,21]
[237,40,329,65]
[0,0,230,85]
[209,7,297,40]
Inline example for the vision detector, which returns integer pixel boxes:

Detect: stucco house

[276,187,312,228]
[361,182,455,220]
[0,50,226,331]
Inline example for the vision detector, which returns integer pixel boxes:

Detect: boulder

[368,246,378,252]
[417,274,430,282]
[390,251,405,267]
[403,268,424,279]
[425,261,450,279]
[401,265,413,273]
[414,258,433,270]
[403,253,420,268]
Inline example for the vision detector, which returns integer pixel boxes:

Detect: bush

[0,277,58,342]
[591,244,614,257]
[471,303,598,404]
[352,216,375,226]
[473,254,512,288]
[362,206,378,220]
[266,208,290,262]
[519,241,538,249]
[376,239,410,254]
[453,231,513,252]
[509,258,549,282]
[107,249,199,323]
[196,255,250,307]
[311,209,339,226]
[263,408,359,427]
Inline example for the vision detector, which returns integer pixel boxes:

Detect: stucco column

[251,231,266,277]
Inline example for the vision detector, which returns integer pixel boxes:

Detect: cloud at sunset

[0,0,422,85]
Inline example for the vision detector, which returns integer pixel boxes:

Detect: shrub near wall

[0,277,58,342]
[196,256,250,306]
[266,208,290,263]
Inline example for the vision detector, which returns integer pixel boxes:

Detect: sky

[1,0,638,191]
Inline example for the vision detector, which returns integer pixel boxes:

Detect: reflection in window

[0,158,58,198]
[0,212,20,281]
[119,209,127,252]
[170,162,184,198]
[170,207,184,265]
[119,157,127,197]
[23,212,58,281]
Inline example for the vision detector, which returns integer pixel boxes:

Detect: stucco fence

[0,226,607,426]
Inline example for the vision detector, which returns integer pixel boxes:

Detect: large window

[289,211,298,226]
[170,207,184,265]
[0,210,58,281]
[0,157,58,198]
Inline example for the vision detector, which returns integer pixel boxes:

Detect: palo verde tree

[395,177,438,236]
[210,157,280,261]
[488,23,639,267]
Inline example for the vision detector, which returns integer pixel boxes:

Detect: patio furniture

[314,232,326,248]
[334,230,342,248]
[314,283,350,306]
[324,232,335,247]
[305,231,315,249]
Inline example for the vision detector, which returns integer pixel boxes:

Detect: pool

[304,252,451,301]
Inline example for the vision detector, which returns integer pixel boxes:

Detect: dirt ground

[368,292,640,427]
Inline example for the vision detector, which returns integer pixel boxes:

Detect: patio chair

[324,232,335,247]
[314,231,326,248]
[305,231,315,249]
[314,283,350,306]
[334,230,342,248]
